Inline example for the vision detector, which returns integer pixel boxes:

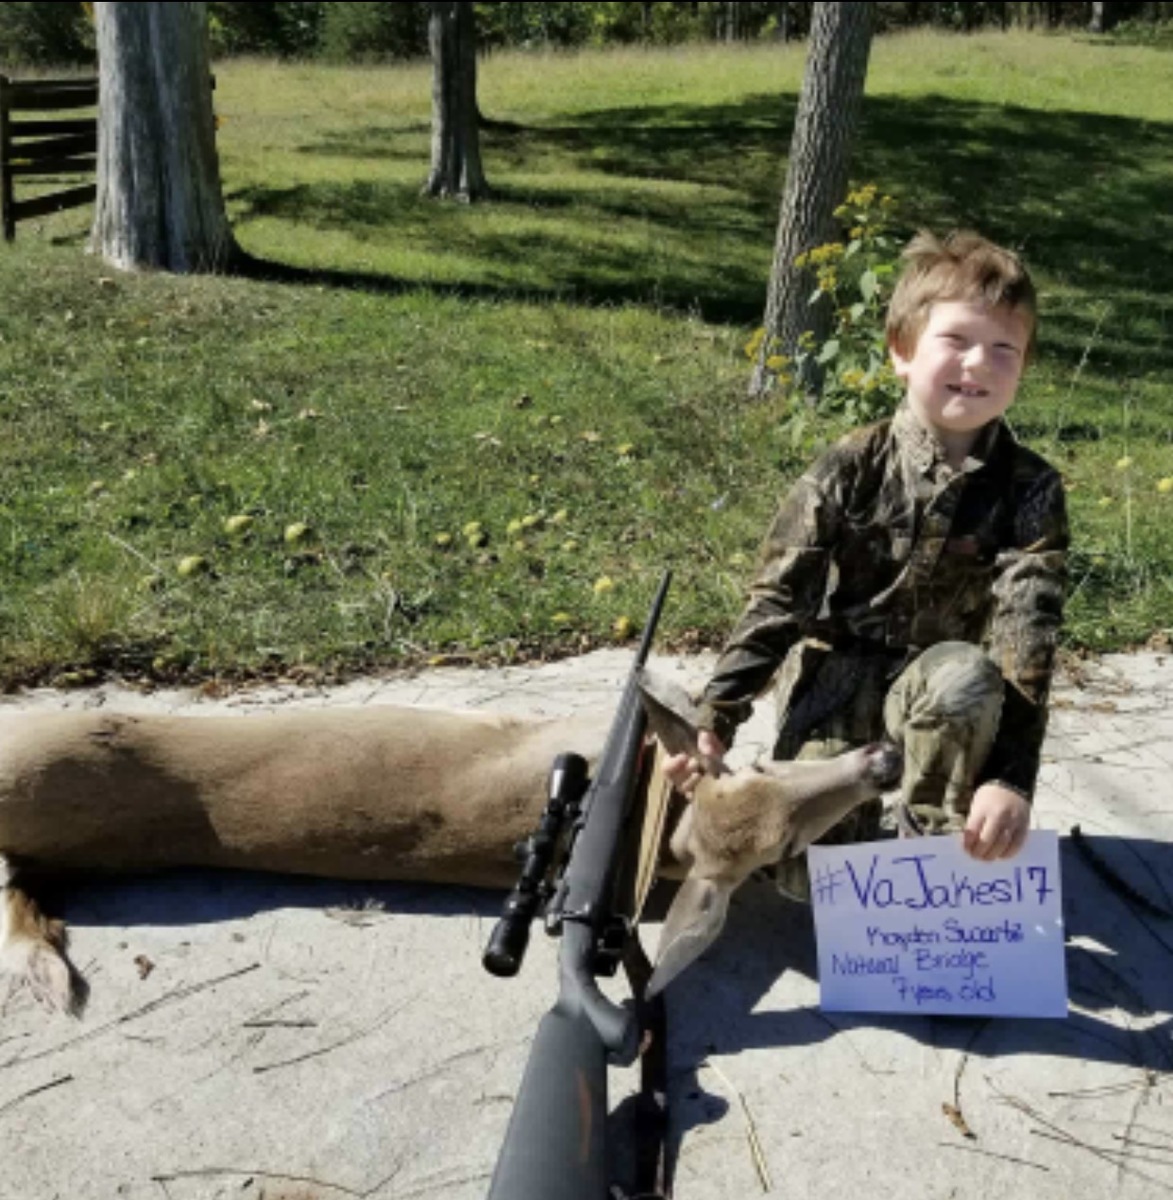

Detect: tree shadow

[228,89,1172,378]
[640,831,1173,1194]
[229,191,767,324]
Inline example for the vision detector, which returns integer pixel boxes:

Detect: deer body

[0,707,614,889]
[0,681,900,1014]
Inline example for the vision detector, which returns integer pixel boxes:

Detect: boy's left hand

[963,783,1031,861]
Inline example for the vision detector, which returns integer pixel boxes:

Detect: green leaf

[808,288,825,306]
[844,239,862,259]
[850,303,866,321]
[860,271,878,303]
[816,339,841,365]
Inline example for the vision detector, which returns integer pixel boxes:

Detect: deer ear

[637,669,706,759]
[645,877,732,998]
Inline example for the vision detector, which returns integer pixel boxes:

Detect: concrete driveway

[0,649,1170,1199]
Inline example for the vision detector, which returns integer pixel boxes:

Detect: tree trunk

[749,2,873,399]
[424,1,488,201]
[778,2,791,42]
[90,2,237,273]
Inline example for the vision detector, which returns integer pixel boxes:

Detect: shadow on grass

[232,91,1173,373]
[230,184,768,323]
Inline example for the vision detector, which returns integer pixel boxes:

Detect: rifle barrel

[485,572,671,1200]
[560,570,671,921]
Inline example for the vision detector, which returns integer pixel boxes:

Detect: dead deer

[0,675,899,1016]
[636,670,902,995]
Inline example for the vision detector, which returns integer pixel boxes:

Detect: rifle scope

[482,752,589,977]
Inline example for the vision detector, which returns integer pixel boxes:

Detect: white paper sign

[808,832,1067,1018]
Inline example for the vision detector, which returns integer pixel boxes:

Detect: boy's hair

[886,230,1037,359]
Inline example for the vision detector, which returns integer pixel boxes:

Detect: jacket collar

[892,403,1004,478]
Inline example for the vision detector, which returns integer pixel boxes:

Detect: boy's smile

[890,300,1030,465]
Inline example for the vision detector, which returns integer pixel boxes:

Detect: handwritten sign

[809,832,1066,1018]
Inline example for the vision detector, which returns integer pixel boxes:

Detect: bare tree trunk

[778,2,791,42]
[749,2,873,398]
[424,1,488,201]
[90,2,237,273]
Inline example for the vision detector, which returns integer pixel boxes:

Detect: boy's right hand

[664,730,728,796]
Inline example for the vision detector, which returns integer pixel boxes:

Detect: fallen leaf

[942,1102,975,1139]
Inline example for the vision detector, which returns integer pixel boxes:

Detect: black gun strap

[620,936,672,1200]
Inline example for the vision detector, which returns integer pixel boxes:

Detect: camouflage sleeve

[978,467,1069,798]
[695,445,854,746]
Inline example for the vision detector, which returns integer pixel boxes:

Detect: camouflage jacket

[697,405,1069,798]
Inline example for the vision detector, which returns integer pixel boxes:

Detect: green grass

[1,30,1170,685]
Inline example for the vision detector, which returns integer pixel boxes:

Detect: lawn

[0,29,1169,686]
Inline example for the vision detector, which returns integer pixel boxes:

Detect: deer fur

[635,670,902,995]
[0,677,900,1015]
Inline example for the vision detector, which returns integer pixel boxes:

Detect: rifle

[482,570,672,1199]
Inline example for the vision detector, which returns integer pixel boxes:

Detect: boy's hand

[963,783,1031,861]
[663,730,727,796]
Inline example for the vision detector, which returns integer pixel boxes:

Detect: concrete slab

[0,650,1170,1199]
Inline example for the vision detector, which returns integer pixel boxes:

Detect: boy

[670,230,1067,895]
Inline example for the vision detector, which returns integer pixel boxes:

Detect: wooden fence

[0,75,99,242]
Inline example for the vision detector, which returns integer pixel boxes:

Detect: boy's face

[890,300,1030,444]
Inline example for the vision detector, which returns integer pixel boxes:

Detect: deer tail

[0,856,85,1017]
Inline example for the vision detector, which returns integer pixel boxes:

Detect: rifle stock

[485,572,671,1200]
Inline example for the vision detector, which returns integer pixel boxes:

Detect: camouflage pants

[772,640,1004,901]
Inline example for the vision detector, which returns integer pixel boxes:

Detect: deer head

[637,669,902,996]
